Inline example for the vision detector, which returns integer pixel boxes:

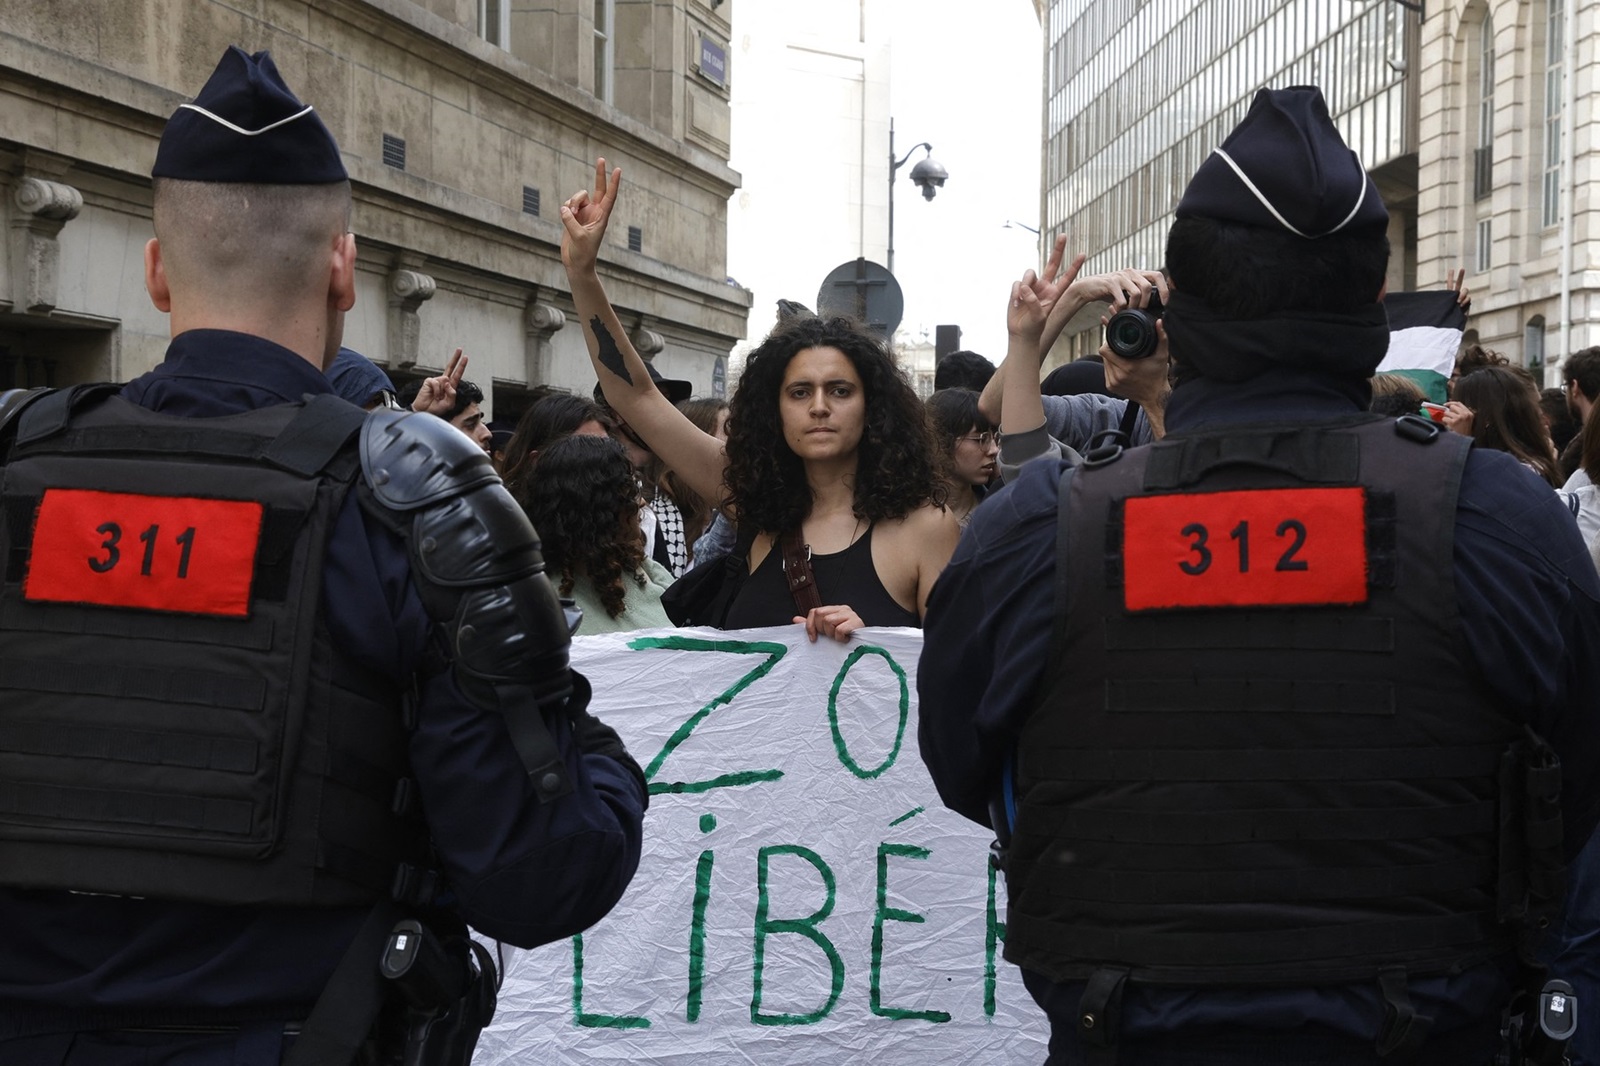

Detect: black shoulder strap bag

[660,524,757,628]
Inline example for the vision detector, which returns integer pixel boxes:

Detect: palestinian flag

[1377,291,1466,403]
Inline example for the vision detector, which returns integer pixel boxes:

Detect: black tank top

[723,524,920,629]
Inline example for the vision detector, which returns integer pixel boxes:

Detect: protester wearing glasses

[926,388,1000,526]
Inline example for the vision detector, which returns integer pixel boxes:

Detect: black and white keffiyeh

[652,489,689,577]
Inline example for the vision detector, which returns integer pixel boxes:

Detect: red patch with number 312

[24,489,264,617]
[1122,487,1368,612]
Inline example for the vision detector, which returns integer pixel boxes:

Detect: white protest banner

[474,625,1049,1065]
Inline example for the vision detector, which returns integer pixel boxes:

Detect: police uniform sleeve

[1453,449,1600,858]
[341,410,647,947]
[918,458,1066,826]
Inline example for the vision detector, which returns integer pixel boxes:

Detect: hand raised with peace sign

[410,348,467,416]
[560,158,623,276]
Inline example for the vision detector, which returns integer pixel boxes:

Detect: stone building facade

[1040,0,1596,386]
[1417,0,1592,382]
[0,0,750,421]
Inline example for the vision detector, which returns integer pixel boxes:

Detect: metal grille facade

[1042,0,1417,353]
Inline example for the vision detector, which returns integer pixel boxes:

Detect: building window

[1525,316,1547,375]
[522,186,541,217]
[1543,0,1564,228]
[1476,218,1492,273]
[1472,13,1495,202]
[593,0,614,105]
[479,0,509,49]
[627,225,643,253]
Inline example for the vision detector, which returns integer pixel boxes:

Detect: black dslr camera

[1105,291,1164,360]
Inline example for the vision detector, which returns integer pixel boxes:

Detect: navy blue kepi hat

[1176,86,1387,239]
[153,46,346,184]
[327,347,396,407]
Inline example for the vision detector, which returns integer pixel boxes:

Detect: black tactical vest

[1006,415,1525,989]
[0,387,431,907]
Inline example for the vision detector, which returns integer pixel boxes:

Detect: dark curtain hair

[1540,387,1582,454]
[1453,366,1562,487]
[924,387,993,447]
[924,387,994,496]
[502,393,611,500]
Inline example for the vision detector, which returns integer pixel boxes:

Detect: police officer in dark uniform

[919,88,1600,1065]
[0,47,647,1065]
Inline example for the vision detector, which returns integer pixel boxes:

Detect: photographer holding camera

[979,252,1172,479]
[919,87,1600,1065]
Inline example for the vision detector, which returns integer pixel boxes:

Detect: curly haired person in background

[519,433,674,635]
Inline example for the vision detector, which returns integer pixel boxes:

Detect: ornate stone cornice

[386,265,436,367]
[9,176,83,314]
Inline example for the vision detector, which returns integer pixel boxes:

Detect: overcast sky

[884,0,1044,362]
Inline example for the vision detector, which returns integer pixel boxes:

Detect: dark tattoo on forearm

[590,315,633,386]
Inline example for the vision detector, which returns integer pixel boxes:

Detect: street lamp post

[887,117,947,275]
[1004,218,1043,267]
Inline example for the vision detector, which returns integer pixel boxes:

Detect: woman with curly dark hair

[925,388,999,526]
[519,433,674,635]
[558,161,959,641]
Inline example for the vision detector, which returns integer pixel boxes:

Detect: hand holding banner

[474,625,1049,1065]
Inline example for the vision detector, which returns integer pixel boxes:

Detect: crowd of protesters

[314,145,1600,1066]
[8,44,1600,1066]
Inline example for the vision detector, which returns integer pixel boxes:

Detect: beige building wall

[1417,0,1592,384]
[0,0,750,419]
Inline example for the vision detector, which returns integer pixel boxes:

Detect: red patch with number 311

[24,489,264,617]
[1122,487,1368,612]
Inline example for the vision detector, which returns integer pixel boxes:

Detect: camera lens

[1106,310,1157,360]
[1104,290,1164,360]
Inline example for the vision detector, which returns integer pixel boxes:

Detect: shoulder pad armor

[361,409,499,510]
[0,388,54,441]
[360,409,579,804]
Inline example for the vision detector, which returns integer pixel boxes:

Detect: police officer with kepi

[919,87,1600,1065]
[0,47,647,1064]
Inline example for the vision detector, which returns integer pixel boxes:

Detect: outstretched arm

[979,237,1074,426]
[998,251,1085,438]
[982,239,1166,429]
[560,160,730,512]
